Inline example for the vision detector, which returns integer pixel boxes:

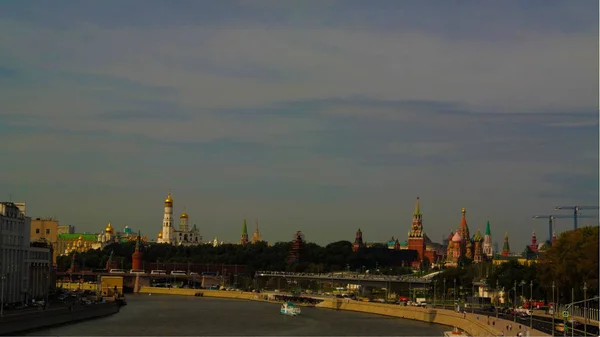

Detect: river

[25,295,449,336]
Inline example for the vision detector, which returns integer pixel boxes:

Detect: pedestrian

[509,324,512,331]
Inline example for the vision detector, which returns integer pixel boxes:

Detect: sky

[0,0,598,251]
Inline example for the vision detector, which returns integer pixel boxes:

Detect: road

[443,306,599,336]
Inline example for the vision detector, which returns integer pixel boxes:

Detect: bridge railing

[558,304,600,322]
[255,271,430,283]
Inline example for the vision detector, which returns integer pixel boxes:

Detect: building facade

[28,241,52,300]
[0,202,31,304]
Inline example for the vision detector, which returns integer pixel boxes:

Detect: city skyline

[1,1,598,251]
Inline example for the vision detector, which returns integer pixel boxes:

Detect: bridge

[255,271,432,294]
[56,271,223,289]
[256,271,431,284]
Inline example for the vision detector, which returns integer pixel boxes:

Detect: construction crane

[533,214,597,242]
[554,206,600,230]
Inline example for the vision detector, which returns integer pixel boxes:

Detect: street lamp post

[496,280,499,318]
[443,279,446,309]
[552,281,555,337]
[530,280,533,329]
[433,280,437,307]
[570,288,574,337]
[0,274,5,317]
[583,282,587,335]
[472,283,475,314]
[453,279,457,305]
[521,281,524,306]
[513,280,517,323]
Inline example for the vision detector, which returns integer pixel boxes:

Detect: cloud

[0,2,597,249]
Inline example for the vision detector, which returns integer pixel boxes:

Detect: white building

[157,192,202,245]
[0,202,31,304]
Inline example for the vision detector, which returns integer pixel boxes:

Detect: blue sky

[0,0,598,251]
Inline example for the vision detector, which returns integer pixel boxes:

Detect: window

[36,228,40,234]
[45,229,50,234]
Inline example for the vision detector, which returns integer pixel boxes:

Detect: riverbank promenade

[138,287,549,336]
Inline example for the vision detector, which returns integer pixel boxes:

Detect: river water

[25,295,449,336]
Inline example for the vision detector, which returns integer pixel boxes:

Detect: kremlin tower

[529,231,538,253]
[407,197,426,264]
[483,220,493,258]
[132,230,144,271]
[501,232,510,256]
[251,219,263,244]
[240,218,249,245]
[288,231,305,264]
[352,228,364,252]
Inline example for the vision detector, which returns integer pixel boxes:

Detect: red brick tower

[407,197,425,263]
[132,230,144,271]
[529,231,538,253]
[288,231,305,264]
[352,228,364,252]
[501,232,510,256]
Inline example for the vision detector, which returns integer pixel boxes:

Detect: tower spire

[241,217,249,244]
[414,196,421,215]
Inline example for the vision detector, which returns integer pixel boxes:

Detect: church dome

[105,223,113,233]
[452,232,462,242]
[164,192,173,206]
[158,232,163,239]
[180,211,188,219]
[124,226,132,234]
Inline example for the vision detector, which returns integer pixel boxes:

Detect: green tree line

[57,240,417,276]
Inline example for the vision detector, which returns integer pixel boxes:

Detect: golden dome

[165,192,173,205]
[105,222,113,233]
[78,235,83,240]
[461,208,466,214]
[180,211,188,219]
[158,232,163,239]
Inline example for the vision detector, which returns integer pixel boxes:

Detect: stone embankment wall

[138,287,264,300]
[0,302,120,336]
[317,299,549,337]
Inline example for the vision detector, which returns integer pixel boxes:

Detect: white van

[130,269,145,274]
[109,269,125,274]
[150,270,167,275]
[171,270,187,276]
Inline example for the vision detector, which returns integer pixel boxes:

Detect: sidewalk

[532,309,600,326]
[466,312,547,337]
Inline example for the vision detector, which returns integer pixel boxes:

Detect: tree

[536,226,599,302]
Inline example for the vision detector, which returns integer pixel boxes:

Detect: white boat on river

[280,302,301,316]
